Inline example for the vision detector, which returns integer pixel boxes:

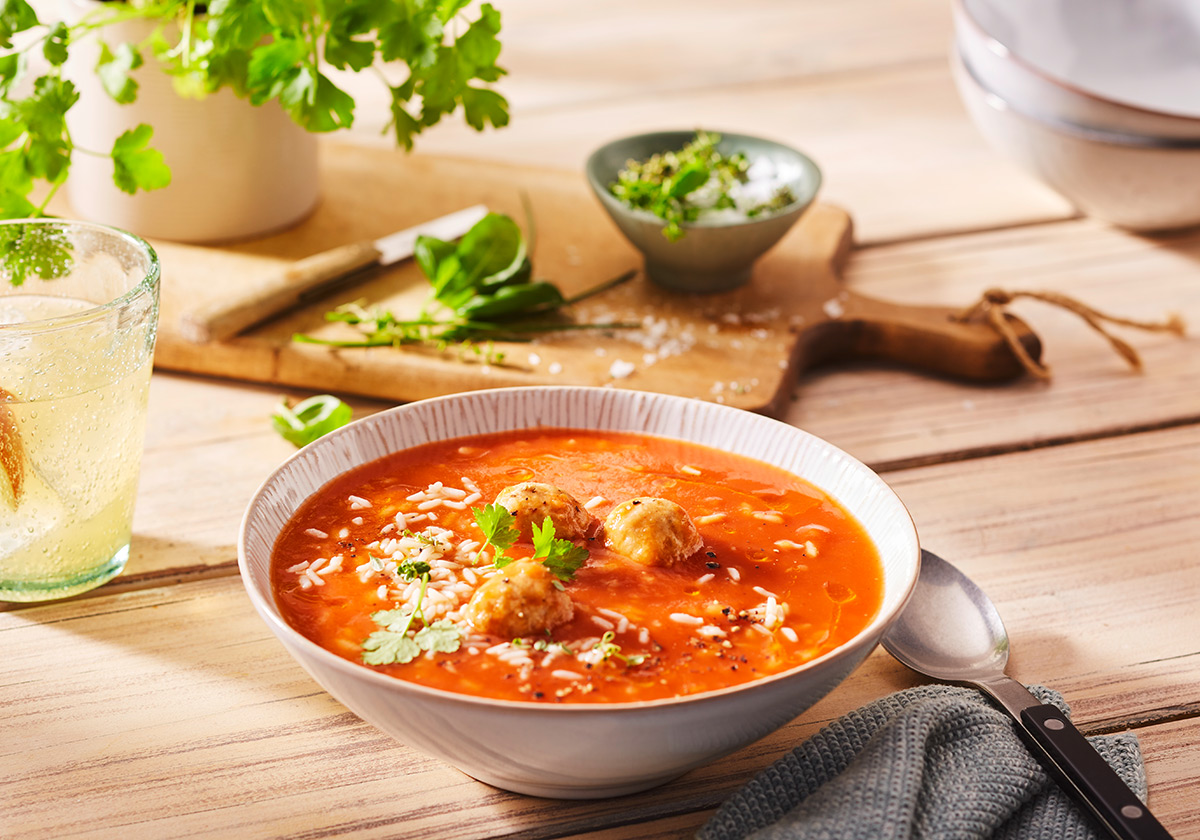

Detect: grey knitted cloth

[699,685,1146,840]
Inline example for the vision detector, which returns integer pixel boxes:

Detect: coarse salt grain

[609,359,635,379]
[548,362,563,375]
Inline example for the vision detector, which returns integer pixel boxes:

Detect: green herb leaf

[42,22,68,67]
[362,629,421,665]
[271,394,352,447]
[396,559,432,580]
[0,52,20,94]
[111,124,170,194]
[473,503,518,567]
[414,619,462,653]
[96,42,143,105]
[371,608,415,633]
[0,0,37,51]
[592,631,646,667]
[0,221,73,285]
[531,516,588,582]
[461,86,509,132]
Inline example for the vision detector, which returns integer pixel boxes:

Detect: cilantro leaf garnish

[531,516,588,582]
[473,502,518,568]
[414,619,462,654]
[362,629,421,665]
[363,606,462,665]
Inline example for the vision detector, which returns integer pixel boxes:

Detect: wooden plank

[787,217,1200,468]
[425,0,956,113]
[398,63,1074,244]
[3,426,1198,837]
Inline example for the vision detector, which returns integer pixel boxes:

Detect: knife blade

[179,204,489,344]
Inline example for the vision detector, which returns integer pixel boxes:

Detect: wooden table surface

[5,1,1200,837]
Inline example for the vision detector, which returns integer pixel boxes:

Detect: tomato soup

[271,429,883,704]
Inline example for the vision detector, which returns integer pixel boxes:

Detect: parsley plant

[0,0,509,226]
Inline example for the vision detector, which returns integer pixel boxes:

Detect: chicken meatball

[603,497,703,567]
[463,560,574,638]
[495,482,591,540]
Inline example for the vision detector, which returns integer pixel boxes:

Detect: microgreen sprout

[591,631,646,667]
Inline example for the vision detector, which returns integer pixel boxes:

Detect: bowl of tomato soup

[239,387,919,798]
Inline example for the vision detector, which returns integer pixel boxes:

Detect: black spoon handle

[1021,704,1174,840]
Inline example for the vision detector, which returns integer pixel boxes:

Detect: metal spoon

[883,549,1173,840]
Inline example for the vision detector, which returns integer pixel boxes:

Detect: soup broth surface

[272,429,883,703]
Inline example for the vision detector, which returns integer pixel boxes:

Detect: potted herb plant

[0,0,509,242]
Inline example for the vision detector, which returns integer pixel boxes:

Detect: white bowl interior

[965,0,1200,119]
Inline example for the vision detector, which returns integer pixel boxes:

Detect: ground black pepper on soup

[271,429,884,704]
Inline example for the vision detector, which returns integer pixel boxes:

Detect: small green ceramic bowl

[586,130,821,293]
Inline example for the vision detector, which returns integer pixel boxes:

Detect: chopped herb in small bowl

[586,130,821,293]
[608,130,799,242]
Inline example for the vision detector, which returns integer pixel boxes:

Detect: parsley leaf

[111,125,171,194]
[96,41,143,104]
[0,222,73,286]
[473,502,518,568]
[0,0,37,51]
[362,629,421,665]
[531,517,588,582]
[414,619,462,654]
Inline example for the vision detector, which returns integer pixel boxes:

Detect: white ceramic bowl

[953,49,1200,232]
[239,387,920,798]
[955,0,1200,141]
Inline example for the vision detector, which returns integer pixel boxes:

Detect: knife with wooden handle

[179,205,489,344]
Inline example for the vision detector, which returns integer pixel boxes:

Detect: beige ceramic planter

[62,2,319,243]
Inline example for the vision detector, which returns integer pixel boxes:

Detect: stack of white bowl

[953,0,1200,231]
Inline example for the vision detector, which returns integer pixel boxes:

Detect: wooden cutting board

[153,143,1037,416]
